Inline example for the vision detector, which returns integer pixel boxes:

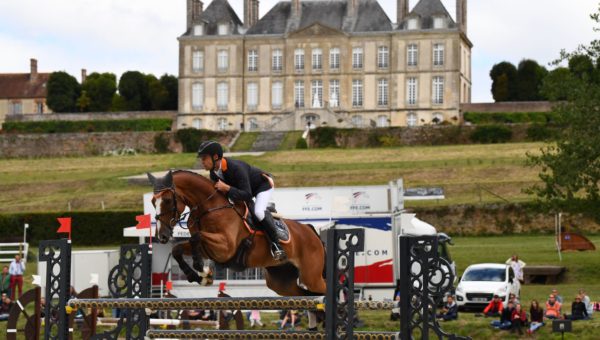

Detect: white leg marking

[155,198,162,231]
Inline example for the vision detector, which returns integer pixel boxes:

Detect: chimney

[397,0,408,25]
[245,0,259,28]
[347,0,357,18]
[193,0,204,20]
[456,0,467,32]
[30,58,38,81]
[81,69,87,83]
[251,0,259,27]
[187,0,193,30]
[292,0,301,19]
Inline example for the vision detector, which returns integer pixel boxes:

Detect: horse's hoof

[186,272,201,283]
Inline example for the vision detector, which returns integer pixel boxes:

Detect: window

[433,76,444,104]
[192,50,204,72]
[295,48,304,70]
[433,17,446,29]
[312,48,322,70]
[294,80,304,108]
[217,82,228,110]
[407,112,417,127]
[329,47,340,69]
[248,118,259,131]
[407,44,418,66]
[248,50,258,72]
[329,80,340,108]
[193,24,203,36]
[247,82,258,110]
[272,49,283,71]
[304,114,319,128]
[192,83,204,110]
[352,79,363,107]
[432,112,444,124]
[271,81,283,109]
[407,77,418,105]
[36,102,44,114]
[377,115,389,127]
[433,44,444,66]
[352,47,363,69]
[311,80,323,108]
[10,102,22,114]
[218,23,229,35]
[217,118,228,131]
[192,118,202,129]
[377,79,388,106]
[217,50,228,72]
[351,115,363,127]
[407,18,419,30]
[271,116,282,126]
[378,46,389,68]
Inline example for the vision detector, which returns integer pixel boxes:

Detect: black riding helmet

[197,141,223,170]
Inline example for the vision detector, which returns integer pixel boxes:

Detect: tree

[118,71,149,111]
[568,54,595,81]
[77,90,91,112]
[540,68,577,101]
[490,62,518,101]
[515,59,547,101]
[160,74,178,110]
[527,5,600,222]
[147,74,168,110]
[82,72,117,112]
[46,71,81,112]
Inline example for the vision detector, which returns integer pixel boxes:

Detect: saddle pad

[242,203,290,243]
[273,218,290,242]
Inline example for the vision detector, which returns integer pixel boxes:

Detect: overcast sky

[1,0,598,102]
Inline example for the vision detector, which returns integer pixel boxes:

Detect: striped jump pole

[145,330,400,339]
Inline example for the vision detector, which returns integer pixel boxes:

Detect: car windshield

[462,268,505,282]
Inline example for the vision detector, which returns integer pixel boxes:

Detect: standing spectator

[0,266,10,296]
[390,293,400,321]
[579,289,593,317]
[435,295,458,321]
[510,303,527,335]
[545,294,562,319]
[506,255,526,283]
[528,300,544,335]
[483,295,504,317]
[565,295,589,320]
[491,300,514,329]
[249,310,264,328]
[9,255,25,300]
[551,289,563,304]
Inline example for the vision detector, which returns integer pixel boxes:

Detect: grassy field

[2,234,599,339]
[0,143,543,213]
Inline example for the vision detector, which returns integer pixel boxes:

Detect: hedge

[469,125,513,143]
[463,112,558,125]
[175,128,231,153]
[0,211,140,246]
[2,119,173,133]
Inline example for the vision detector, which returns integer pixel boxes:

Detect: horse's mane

[171,169,212,182]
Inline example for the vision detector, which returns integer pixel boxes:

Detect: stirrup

[271,244,287,261]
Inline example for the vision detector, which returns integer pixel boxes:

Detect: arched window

[377,115,389,128]
[217,118,228,131]
[351,115,363,128]
[248,118,259,131]
[303,114,319,128]
[407,112,417,127]
[192,118,202,129]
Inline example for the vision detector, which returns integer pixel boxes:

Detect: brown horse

[147,170,326,297]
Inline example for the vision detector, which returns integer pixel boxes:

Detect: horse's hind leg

[264,264,308,296]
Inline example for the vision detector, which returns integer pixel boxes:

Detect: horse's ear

[147,172,157,186]
[165,170,174,188]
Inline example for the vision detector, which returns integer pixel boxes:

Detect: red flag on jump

[57,217,72,240]
[166,281,173,291]
[135,214,151,229]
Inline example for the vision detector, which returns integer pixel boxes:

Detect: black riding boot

[262,210,287,261]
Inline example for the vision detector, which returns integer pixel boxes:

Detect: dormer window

[193,24,204,36]
[433,17,446,29]
[407,18,419,30]
[218,23,229,35]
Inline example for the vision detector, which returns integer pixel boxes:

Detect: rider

[197,140,287,261]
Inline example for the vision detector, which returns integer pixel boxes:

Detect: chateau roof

[196,0,243,35]
[403,0,456,29]
[246,0,392,35]
[0,73,50,99]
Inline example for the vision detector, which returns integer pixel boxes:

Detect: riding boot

[262,210,287,261]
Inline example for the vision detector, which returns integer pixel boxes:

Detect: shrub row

[175,128,232,152]
[463,112,558,125]
[2,119,173,133]
[0,211,140,246]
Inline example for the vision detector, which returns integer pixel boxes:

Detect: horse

[147,170,327,297]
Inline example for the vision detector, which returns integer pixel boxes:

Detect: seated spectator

[505,293,519,308]
[545,294,562,319]
[249,310,264,328]
[280,310,298,329]
[511,303,527,335]
[565,295,589,321]
[0,294,14,321]
[491,301,514,330]
[528,300,544,335]
[390,293,400,321]
[506,254,526,283]
[436,295,458,321]
[579,289,593,317]
[0,266,10,297]
[483,295,504,317]
[552,289,563,304]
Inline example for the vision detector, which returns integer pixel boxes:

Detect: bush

[2,119,172,133]
[153,133,171,153]
[175,128,226,152]
[469,125,513,143]
[310,127,338,148]
[526,124,559,141]
[295,137,308,149]
[463,112,557,125]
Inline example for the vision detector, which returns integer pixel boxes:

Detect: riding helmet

[197,140,223,159]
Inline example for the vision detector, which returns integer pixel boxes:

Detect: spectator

[545,294,562,319]
[390,293,400,321]
[8,255,25,300]
[505,254,526,283]
[506,293,519,308]
[528,300,544,335]
[435,295,458,321]
[565,295,589,321]
[0,266,10,297]
[483,295,504,317]
[0,293,13,321]
[510,303,527,335]
[579,289,593,317]
[551,289,563,304]
[249,310,264,328]
[491,300,514,330]
[280,310,298,329]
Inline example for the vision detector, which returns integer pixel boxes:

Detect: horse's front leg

[172,242,202,285]
[188,233,214,285]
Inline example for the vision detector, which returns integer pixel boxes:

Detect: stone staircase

[250,131,286,151]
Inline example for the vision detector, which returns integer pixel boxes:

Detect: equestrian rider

[197,140,287,261]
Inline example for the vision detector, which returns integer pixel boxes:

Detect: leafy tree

[516,59,547,101]
[160,74,179,110]
[147,74,169,110]
[77,90,91,112]
[490,62,518,101]
[46,71,81,112]
[568,54,595,81]
[540,68,577,101]
[118,71,149,111]
[111,94,128,112]
[82,72,117,112]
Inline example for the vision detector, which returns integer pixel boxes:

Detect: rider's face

[200,154,213,170]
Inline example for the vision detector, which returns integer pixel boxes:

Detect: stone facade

[177,0,472,132]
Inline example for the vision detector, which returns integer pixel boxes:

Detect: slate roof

[0,73,49,99]
[193,0,243,35]
[403,0,455,29]
[246,0,392,35]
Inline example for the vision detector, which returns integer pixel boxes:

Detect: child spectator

[505,254,526,283]
[249,310,264,328]
[528,300,544,335]
[511,303,527,335]
[0,266,10,296]
[435,295,458,321]
[551,289,563,304]
[565,295,588,320]
[579,289,593,317]
[491,300,514,329]
[483,295,504,317]
[545,294,562,319]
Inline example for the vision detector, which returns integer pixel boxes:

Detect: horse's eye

[163,198,171,204]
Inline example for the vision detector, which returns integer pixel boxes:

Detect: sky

[0,0,598,102]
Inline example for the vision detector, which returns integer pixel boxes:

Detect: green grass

[230,132,260,151]
[278,131,304,150]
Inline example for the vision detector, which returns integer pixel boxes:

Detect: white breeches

[254,188,273,221]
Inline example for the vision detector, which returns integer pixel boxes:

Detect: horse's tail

[306,223,327,280]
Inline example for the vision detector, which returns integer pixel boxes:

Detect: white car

[455,263,521,309]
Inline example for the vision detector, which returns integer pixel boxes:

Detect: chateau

[177,0,471,131]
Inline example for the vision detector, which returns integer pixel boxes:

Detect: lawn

[0,143,544,213]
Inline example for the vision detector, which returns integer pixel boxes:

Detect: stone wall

[461,101,554,113]
[5,110,177,122]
